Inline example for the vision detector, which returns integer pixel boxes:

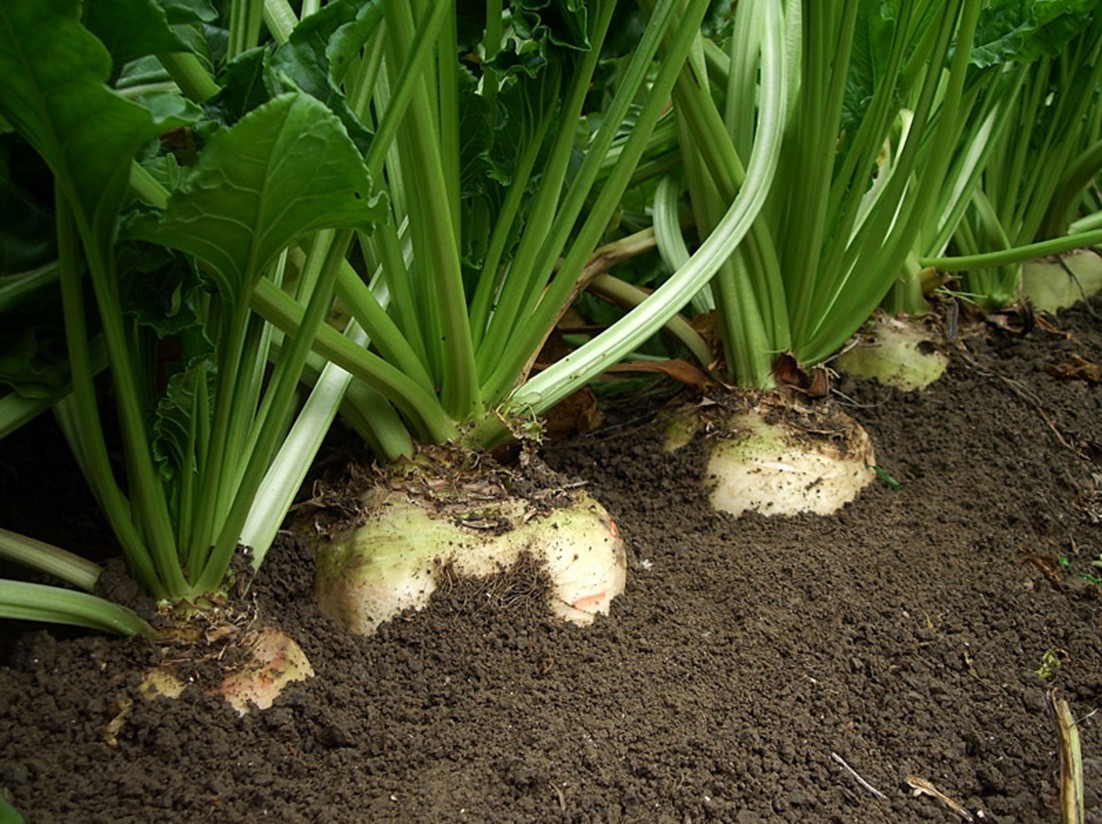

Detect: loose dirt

[1,295,1101,823]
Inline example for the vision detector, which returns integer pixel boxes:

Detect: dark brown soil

[2,298,1102,823]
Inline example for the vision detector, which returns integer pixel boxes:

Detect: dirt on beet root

[1,295,1101,823]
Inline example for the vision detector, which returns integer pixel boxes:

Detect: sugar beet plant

[650,0,1102,519]
[242,0,783,634]
[645,0,985,517]
[0,0,784,645]
[0,0,391,699]
[935,3,1102,307]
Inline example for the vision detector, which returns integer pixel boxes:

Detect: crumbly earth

[1,295,1101,823]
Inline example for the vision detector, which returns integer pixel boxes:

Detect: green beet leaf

[133,92,386,304]
[156,0,218,24]
[971,0,1100,67]
[214,47,278,125]
[270,0,382,152]
[0,0,163,255]
[82,0,196,71]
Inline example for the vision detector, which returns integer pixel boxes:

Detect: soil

[2,296,1102,824]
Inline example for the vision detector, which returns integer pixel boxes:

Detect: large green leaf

[270,0,382,152]
[134,92,386,302]
[214,46,278,124]
[82,0,195,70]
[156,0,218,24]
[0,0,162,250]
[971,0,1101,67]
